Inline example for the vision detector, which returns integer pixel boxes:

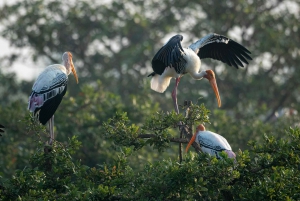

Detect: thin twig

[137,134,189,143]
[179,128,183,163]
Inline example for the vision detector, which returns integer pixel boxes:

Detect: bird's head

[62,52,79,84]
[204,70,221,107]
[185,124,206,152]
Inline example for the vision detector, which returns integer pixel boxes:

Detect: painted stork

[186,124,236,159]
[0,124,4,136]
[148,33,252,113]
[28,52,78,145]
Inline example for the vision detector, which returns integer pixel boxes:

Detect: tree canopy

[0,0,300,200]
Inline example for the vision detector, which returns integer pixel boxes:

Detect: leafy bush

[1,104,300,200]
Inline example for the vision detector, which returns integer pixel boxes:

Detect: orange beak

[186,131,197,152]
[71,61,79,84]
[209,78,221,107]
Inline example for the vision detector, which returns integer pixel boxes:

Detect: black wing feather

[227,52,238,68]
[218,46,231,66]
[34,84,67,125]
[229,50,244,67]
[150,34,187,75]
[198,34,252,68]
[0,124,4,135]
[229,41,251,64]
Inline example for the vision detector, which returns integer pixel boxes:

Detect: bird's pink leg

[172,77,181,114]
[48,116,54,145]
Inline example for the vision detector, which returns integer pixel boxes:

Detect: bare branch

[138,134,156,138]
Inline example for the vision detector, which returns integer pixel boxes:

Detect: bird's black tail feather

[0,124,5,136]
[147,72,156,77]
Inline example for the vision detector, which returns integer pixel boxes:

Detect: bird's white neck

[183,48,203,78]
[189,70,207,80]
[63,60,72,75]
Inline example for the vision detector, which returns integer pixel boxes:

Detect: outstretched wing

[189,33,252,69]
[151,34,187,75]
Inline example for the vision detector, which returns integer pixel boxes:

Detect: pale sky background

[0,37,43,81]
[0,0,44,81]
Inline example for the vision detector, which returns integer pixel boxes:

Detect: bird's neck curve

[189,70,207,80]
[63,60,72,75]
[184,48,202,76]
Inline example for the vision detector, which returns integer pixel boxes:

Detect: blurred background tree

[0,0,299,183]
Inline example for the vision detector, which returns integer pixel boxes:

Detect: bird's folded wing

[28,71,68,112]
[32,68,68,93]
[198,131,231,151]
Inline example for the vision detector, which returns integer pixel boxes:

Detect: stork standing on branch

[186,124,236,159]
[28,52,78,145]
[148,33,252,113]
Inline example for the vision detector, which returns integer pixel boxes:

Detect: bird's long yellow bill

[209,79,221,107]
[71,63,79,84]
[186,132,197,152]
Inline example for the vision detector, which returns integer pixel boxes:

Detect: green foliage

[1,0,300,200]
[230,128,300,200]
[1,136,126,200]
[1,121,300,200]
[103,112,145,150]
[102,103,211,152]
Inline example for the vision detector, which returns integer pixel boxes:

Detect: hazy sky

[0,0,44,81]
[0,37,44,81]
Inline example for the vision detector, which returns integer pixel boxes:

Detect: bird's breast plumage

[183,48,201,74]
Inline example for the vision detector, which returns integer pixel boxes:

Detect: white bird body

[196,130,235,159]
[183,48,202,78]
[150,48,202,93]
[150,48,205,93]
[28,52,78,145]
[186,124,236,159]
[150,66,177,93]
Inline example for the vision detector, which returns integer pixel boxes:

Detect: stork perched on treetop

[186,124,236,159]
[148,33,252,113]
[28,52,78,145]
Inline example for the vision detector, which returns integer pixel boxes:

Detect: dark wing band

[190,33,252,69]
[199,139,226,152]
[38,73,68,94]
[30,74,68,125]
[0,124,4,136]
[35,84,68,125]
[151,34,187,75]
